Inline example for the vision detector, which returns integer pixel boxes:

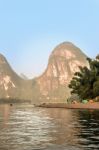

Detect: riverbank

[0,98,31,104]
[37,102,99,109]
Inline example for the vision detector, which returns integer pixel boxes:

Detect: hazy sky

[0,0,99,78]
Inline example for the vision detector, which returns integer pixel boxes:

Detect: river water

[0,104,99,150]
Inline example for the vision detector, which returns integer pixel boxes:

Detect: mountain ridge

[0,42,88,103]
[36,42,88,102]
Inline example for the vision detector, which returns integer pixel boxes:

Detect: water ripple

[0,105,99,150]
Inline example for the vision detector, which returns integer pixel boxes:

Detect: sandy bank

[38,102,99,109]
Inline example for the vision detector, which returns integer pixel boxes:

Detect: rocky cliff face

[36,42,88,102]
[0,42,88,103]
[0,54,40,102]
[0,54,23,99]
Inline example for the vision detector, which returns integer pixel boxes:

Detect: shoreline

[0,98,31,104]
[37,102,99,110]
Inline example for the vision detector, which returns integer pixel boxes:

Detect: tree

[96,54,99,60]
[68,56,99,99]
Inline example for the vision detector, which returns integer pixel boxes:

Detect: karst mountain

[0,42,88,103]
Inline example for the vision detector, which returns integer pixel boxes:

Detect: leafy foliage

[68,55,99,99]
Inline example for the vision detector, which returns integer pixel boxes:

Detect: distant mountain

[36,42,88,102]
[0,42,88,103]
[20,73,28,80]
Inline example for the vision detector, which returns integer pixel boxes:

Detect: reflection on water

[0,104,99,150]
[77,110,99,149]
[0,104,12,128]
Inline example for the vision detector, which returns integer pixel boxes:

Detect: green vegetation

[69,55,99,100]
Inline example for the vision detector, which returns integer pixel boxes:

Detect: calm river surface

[0,104,99,150]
